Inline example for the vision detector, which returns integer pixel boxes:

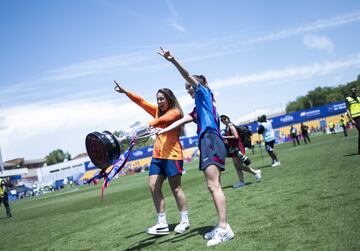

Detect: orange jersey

[126,92,183,160]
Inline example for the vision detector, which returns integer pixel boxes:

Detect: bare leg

[204,165,227,229]
[232,157,244,183]
[268,151,278,163]
[149,175,166,213]
[168,174,187,212]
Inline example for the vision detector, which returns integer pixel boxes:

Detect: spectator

[345,86,360,154]
[290,125,300,146]
[0,178,12,218]
[300,123,311,143]
[328,122,336,135]
[339,115,348,137]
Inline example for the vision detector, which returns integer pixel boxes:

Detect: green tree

[285,75,360,113]
[46,149,71,165]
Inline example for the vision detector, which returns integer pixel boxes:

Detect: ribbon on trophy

[85,125,156,200]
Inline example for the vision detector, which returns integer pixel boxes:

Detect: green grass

[1,130,359,251]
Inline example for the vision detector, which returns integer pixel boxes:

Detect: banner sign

[245,101,347,132]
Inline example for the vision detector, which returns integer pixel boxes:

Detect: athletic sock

[157,212,167,225]
[180,210,189,222]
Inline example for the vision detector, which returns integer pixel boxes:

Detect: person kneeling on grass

[157,48,234,247]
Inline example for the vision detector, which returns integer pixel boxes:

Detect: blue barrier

[245,101,347,132]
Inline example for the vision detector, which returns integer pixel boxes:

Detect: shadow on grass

[222,182,253,190]
[343,153,360,157]
[124,234,165,250]
[125,225,213,250]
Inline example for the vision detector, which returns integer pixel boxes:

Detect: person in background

[339,115,348,137]
[300,123,311,143]
[115,84,190,235]
[0,178,12,218]
[328,122,336,135]
[220,114,262,188]
[345,86,360,154]
[257,115,281,167]
[290,125,300,147]
[158,48,234,247]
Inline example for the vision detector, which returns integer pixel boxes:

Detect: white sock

[157,212,167,225]
[180,210,189,222]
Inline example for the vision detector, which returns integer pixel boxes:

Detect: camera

[225,144,252,166]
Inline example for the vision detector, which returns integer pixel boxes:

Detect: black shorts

[265,140,275,152]
[199,131,226,171]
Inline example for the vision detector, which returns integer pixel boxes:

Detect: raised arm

[114,80,157,117]
[157,114,194,135]
[158,48,198,88]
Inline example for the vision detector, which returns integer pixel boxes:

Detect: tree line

[285,75,360,113]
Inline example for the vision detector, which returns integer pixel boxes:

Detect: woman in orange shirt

[115,84,189,235]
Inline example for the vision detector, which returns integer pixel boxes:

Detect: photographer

[220,115,262,188]
[0,177,12,218]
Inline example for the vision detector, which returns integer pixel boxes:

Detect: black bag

[235,125,253,148]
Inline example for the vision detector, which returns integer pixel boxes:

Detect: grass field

[1,130,359,251]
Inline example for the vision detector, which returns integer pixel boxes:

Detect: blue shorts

[199,131,226,171]
[149,158,183,177]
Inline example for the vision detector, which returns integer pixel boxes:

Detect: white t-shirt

[259,120,275,142]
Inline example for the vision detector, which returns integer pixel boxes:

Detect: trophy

[85,123,155,170]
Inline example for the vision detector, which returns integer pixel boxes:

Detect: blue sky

[1,0,360,160]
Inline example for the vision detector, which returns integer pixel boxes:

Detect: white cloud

[169,20,187,33]
[246,10,360,44]
[0,99,148,159]
[303,34,334,54]
[44,53,151,81]
[211,54,360,89]
[234,105,284,124]
[166,0,186,33]
[0,92,196,160]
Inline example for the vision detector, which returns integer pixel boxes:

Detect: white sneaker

[146,222,170,235]
[174,221,190,234]
[206,224,234,246]
[204,225,217,240]
[233,182,245,188]
[255,170,262,183]
[271,161,281,167]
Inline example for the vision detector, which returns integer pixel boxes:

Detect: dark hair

[156,88,184,117]
[258,114,267,122]
[192,75,208,86]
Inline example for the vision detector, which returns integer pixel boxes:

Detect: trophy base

[85,131,121,170]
